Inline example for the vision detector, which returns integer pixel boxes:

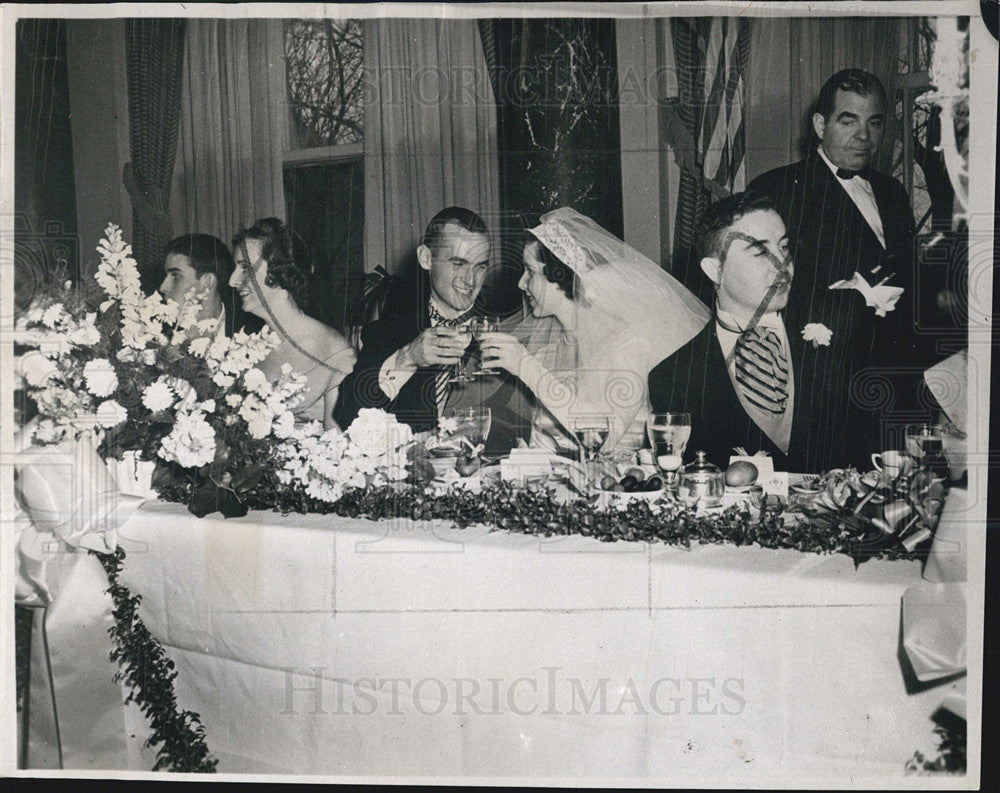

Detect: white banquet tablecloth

[89,499,959,782]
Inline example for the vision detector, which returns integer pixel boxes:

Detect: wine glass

[571,413,611,479]
[647,412,691,487]
[444,406,492,452]
[447,323,475,385]
[470,315,500,375]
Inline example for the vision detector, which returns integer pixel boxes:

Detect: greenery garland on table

[92,547,218,773]
[157,473,927,564]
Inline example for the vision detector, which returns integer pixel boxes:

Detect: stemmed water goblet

[443,406,493,455]
[646,412,691,488]
[570,414,611,490]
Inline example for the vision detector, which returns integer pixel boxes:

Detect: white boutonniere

[801,323,833,348]
[828,271,904,317]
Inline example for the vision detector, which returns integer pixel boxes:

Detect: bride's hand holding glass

[477,332,528,375]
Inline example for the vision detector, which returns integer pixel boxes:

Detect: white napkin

[500,448,560,483]
[923,350,967,433]
[901,582,966,682]
[15,433,122,554]
[828,271,905,316]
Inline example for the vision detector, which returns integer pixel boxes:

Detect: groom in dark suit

[748,68,920,469]
[649,191,812,471]
[333,207,531,453]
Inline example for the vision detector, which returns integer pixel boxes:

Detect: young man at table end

[649,190,812,471]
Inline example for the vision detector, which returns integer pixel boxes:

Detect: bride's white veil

[527,207,710,371]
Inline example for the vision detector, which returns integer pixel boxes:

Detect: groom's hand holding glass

[398,325,472,368]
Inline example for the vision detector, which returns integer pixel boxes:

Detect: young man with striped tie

[648,190,809,471]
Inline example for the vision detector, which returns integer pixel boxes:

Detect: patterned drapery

[124,19,186,291]
[661,17,753,303]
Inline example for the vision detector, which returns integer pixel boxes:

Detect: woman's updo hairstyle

[233,217,314,311]
[532,239,579,301]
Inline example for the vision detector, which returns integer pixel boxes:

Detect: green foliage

[92,547,218,773]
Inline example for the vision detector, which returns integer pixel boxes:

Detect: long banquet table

[36,494,959,782]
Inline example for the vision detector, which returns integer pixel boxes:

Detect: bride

[230,218,356,429]
[480,208,710,456]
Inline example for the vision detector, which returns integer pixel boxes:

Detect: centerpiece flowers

[16,224,414,518]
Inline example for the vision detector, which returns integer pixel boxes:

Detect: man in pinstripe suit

[649,190,808,471]
[746,69,920,472]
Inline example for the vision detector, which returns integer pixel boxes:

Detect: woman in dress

[230,218,356,429]
[479,208,710,457]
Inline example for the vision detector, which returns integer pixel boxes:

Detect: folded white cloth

[924,488,968,583]
[901,581,966,682]
[15,434,122,555]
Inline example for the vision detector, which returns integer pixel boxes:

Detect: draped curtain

[124,19,186,291]
[171,19,286,249]
[363,18,500,275]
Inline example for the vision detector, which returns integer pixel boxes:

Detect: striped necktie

[733,324,789,416]
[430,305,474,417]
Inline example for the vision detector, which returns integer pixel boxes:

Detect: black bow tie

[836,166,872,181]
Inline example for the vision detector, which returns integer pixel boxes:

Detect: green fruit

[624,467,645,482]
[645,475,664,491]
[724,461,759,487]
[599,475,618,491]
[620,475,639,492]
[455,455,481,477]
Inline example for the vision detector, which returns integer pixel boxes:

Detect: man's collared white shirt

[715,309,794,454]
[818,146,885,249]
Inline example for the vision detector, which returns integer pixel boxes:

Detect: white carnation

[83,359,119,397]
[21,351,58,387]
[142,379,175,412]
[42,304,65,328]
[33,419,62,444]
[95,399,128,428]
[801,323,833,348]
[158,411,217,468]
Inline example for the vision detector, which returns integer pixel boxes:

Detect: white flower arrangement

[276,409,415,505]
[801,323,833,348]
[18,224,431,515]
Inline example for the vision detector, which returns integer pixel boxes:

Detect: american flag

[698,17,749,194]
[665,17,752,197]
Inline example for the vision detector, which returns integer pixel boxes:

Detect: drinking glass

[470,316,500,375]
[647,412,691,487]
[447,323,475,385]
[444,406,492,451]
[905,423,948,479]
[571,414,611,466]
